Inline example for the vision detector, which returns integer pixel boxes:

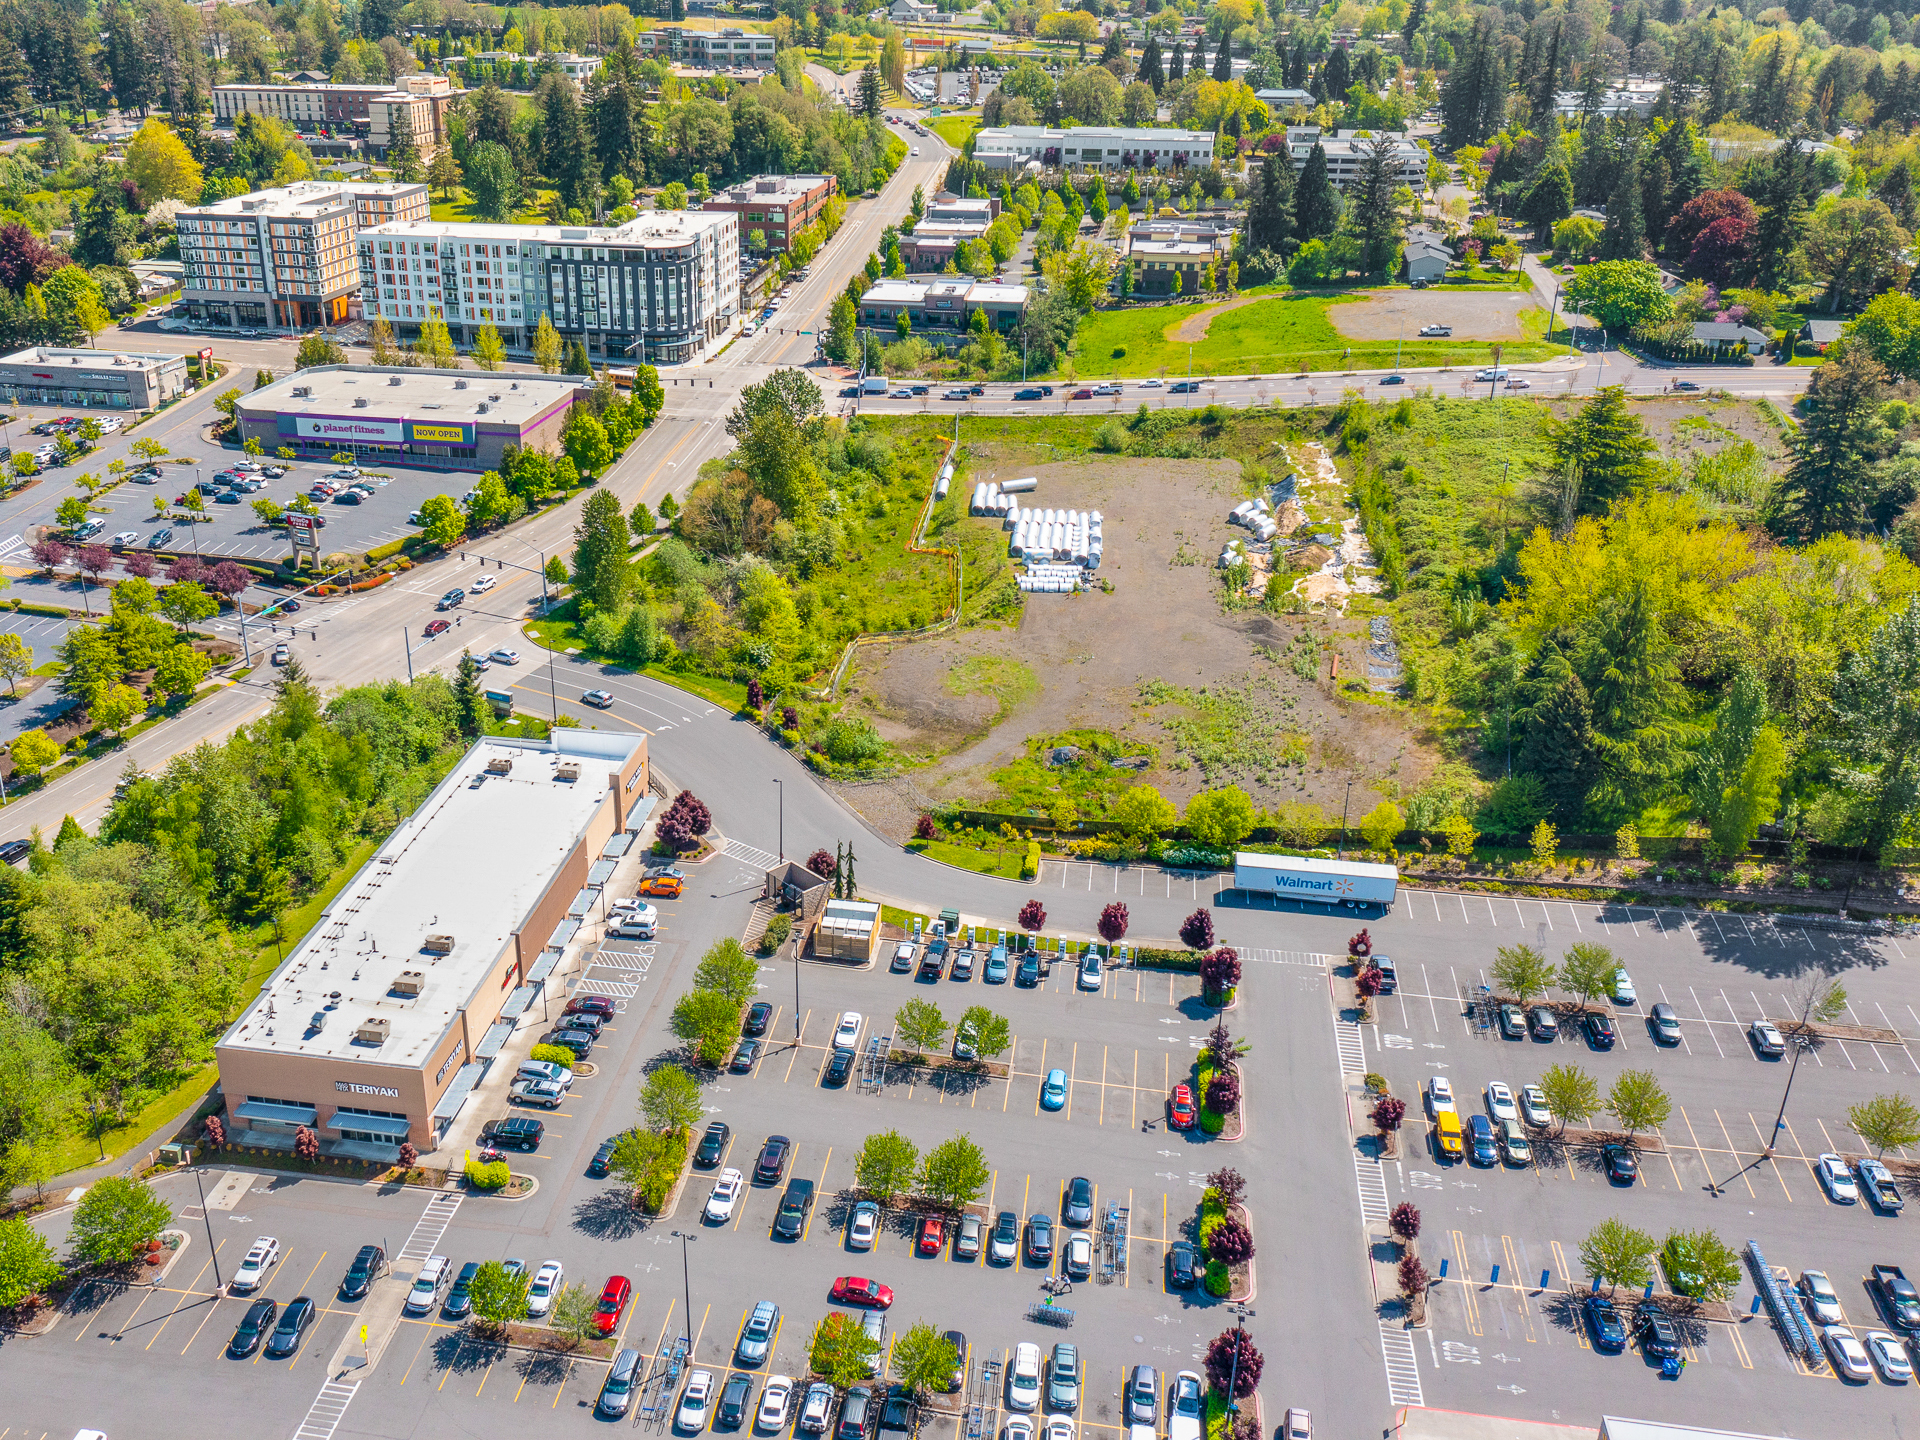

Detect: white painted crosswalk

[1354,1153,1391,1226]
[722,837,780,870]
[395,1192,461,1263]
[1333,1019,1366,1077]
[1378,1322,1424,1406]
[291,1378,360,1440]
[1240,948,1331,968]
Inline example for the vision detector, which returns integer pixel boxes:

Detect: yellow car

[636,875,684,898]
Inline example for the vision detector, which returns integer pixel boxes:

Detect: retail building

[176,180,430,330]
[358,208,740,363]
[213,731,649,1160]
[0,347,189,410]
[235,365,590,470]
[856,278,1028,333]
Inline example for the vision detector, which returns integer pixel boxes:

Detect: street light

[669,1229,699,1353]
[1339,779,1354,858]
[192,1163,225,1297]
[771,777,784,861]
[1222,1302,1255,1424]
[1764,991,1822,1157]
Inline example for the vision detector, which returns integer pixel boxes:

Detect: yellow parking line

[802,1149,831,1240]
[1004,1035,1016,1111]
[1450,1231,1482,1337]
[1726,1317,1753,1369]
[398,1320,436,1384]
[180,1291,228,1356]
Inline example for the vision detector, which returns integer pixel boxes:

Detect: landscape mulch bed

[0,1300,59,1335]
[1557,1126,1666,1153]
[495,1322,615,1360]
[886,1051,1011,1079]
[1780,1019,1903,1045]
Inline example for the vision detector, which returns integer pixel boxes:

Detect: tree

[726,369,826,522]
[0,1215,60,1307]
[956,1006,1012,1061]
[1772,343,1887,542]
[1398,1252,1430,1298]
[1490,943,1556,1003]
[1606,1069,1671,1137]
[1357,801,1404,854]
[69,1175,171,1266]
[639,1064,703,1132]
[0,633,30,695]
[1185,786,1255,848]
[1549,385,1656,517]
[125,118,203,204]
[1203,1326,1263,1398]
[91,682,144,736]
[1199,947,1241,998]
[1660,1228,1741,1301]
[294,333,346,368]
[858,62,883,118]
[1247,153,1295,254]
[1854,291,1920,381]
[548,1283,603,1346]
[417,494,466,549]
[920,1134,992,1207]
[533,315,563,374]
[385,107,423,184]
[1829,598,1920,857]
[1389,1202,1421,1244]
[629,501,656,538]
[569,489,633,613]
[1518,162,1574,238]
[1598,147,1647,260]
[659,792,713,851]
[1559,942,1618,1007]
[891,1321,959,1398]
[855,1130,920,1201]
[1371,1094,1406,1133]
[825,294,858,364]
[1181,909,1214,950]
[1804,197,1911,313]
[1097,902,1128,943]
[1111,784,1176,843]
[472,324,506,372]
[691,937,756,1006]
[609,1128,684,1210]
[1563,260,1670,333]
[1018,900,1046,932]
[467,1258,531,1333]
[810,1311,881,1388]
[466,140,521,222]
[1294,141,1341,241]
[671,988,740,1067]
[1579,1216,1657,1291]
[8,728,59,778]
[1538,1063,1599,1132]
[453,651,485,736]
[1690,664,1786,859]
[159,581,217,632]
[894,998,948,1056]
[428,148,463,203]
[152,645,211,701]
[1851,1093,1920,1156]
[55,497,88,531]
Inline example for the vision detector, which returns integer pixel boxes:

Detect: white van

[405,1255,452,1314]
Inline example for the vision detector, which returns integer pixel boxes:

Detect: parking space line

[1448,1231,1481,1336]
[179,1290,228,1355]
[1746,1113,1795,1200]
[1688,989,1725,1057]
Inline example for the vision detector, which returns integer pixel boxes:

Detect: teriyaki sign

[336,1080,402,1098]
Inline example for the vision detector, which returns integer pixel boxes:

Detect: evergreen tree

[570,488,634,612]
[1169,40,1185,85]
[1750,137,1813,290]
[1599,146,1646,259]
[1403,0,1427,41]
[1350,134,1405,273]
[859,63,883,118]
[1439,15,1506,146]
[539,77,595,213]
[1549,385,1656,516]
[1530,23,1563,120]
[454,650,486,735]
[386,108,423,184]
[1771,343,1888,542]
[1294,142,1340,240]
[564,339,592,375]
[1323,45,1351,100]
[1689,663,1766,845]
[1519,668,1601,825]
[1139,36,1164,93]
[1878,158,1919,233]
[588,50,639,184]
[1248,152,1296,252]
[1213,36,1232,82]
[1189,38,1206,79]
[1519,161,1574,238]
[1287,37,1308,89]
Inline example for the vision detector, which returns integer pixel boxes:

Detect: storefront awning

[601,832,634,859]
[587,859,618,889]
[499,984,538,1019]
[546,917,580,951]
[234,1100,318,1126]
[327,1111,411,1137]
[566,887,595,919]
[526,950,561,985]
[474,1020,516,1060]
[431,1062,485,1121]
[626,796,657,830]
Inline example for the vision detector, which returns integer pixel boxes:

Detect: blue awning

[601,832,635,858]
[566,887,595,919]
[474,1020,516,1060]
[499,984,538,1018]
[546,917,580,950]
[432,1062,485,1121]
[526,950,561,985]
[587,859,618,889]
[327,1111,412,1137]
[234,1100,318,1126]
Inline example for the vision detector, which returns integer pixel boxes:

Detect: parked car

[1169,1083,1198,1129]
[755,1135,793,1183]
[829,1276,893,1308]
[758,1374,795,1430]
[1007,1343,1042,1411]
[1601,1142,1638,1184]
[1750,1019,1786,1057]
[1167,1372,1203,1440]
[1585,1294,1627,1351]
[848,1199,881,1251]
[229,1298,278,1356]
[1817,1152,1860,1203]
[231,1237,281,1294]
[798,1381,837,1433]
[594,1275,633,1335]
[694,1120,730,1168]
[1648,1003,1683,1045]
[738,1300,779,1364]
[1063,1176,1094,1227]
[528,1260,564,1316]
[340,1244,385,1300]
[990,1210,1019,1264]
[1166,1240,1199,1289]
[678,1371,716,1432]
[1025,1213,1054,1263]
[706,1168,746,1224]
[916,1214,945,1255]
[1636,1303,1680,1359]
[1585,1011,1617,1048]
[955,1213,982,1259]
[1047,1342,1080,1410]
[1825,1325,1873,1381]
[1040,1068,1068,1110]
[1527,1005,1559,1039]
[264,1295,316,1356]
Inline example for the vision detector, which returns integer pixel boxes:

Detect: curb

[131,1229,195,1288]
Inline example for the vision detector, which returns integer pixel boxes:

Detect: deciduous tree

[1851,1093,1920,1156]
[68,1175,171,1265]
[639,1064,703,1132]
[894,998,948,1055]
[1203,1326,1263,1397]
[1606,1069,1671,1136]
[1490,943,1556,1003]
[920,1134,991,1207]
[855,1130,919,1200]
[1579,1216,1656,1290]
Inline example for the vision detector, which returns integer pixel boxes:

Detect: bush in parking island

[1202,1259,1231,1297]
[529,1044,576,1070]
[465,1157,511,1190]
[758,912,793,954]
[1203,1326,1263,1399]
[1207,1216,1254,1266]
[1205,1069,1240,1115]
[1180,908,1214,951]
[1198,945,1239,1002]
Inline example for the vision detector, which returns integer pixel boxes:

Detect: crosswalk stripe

[395,1192,461,1263]
[1378,1323,1424,1406]
[291,1378,360,1440]
[721,837,780,870]
[1353,1154,1390,1225]
[1333,1019,1366,1077]
[1239,948,1331,967]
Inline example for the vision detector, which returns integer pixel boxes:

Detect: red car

[424,618,451,637]
[1168,1083,1198,1130]
[1069,388,1094,400]
[829,1276,894,1309]
[916,1216,944,1255]
[594,1275,632,1335]
[568,995,617,1018]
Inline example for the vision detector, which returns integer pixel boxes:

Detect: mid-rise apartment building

[176,180,430,331]
[699,173,837,253]
[213,74,457,158]
[358,209,740,364]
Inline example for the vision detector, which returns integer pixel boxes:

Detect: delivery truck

[862,374,889,394]
[1231,852,1399,912]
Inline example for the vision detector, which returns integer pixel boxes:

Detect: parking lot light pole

[771,777,783,861]
[1765,993,1819,1157]
[669,1229,698,1352]
[1223,1302,1255,1421]
[192,1164,224,1296]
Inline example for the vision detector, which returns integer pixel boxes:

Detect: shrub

[1018,899,1046,931]
[1202,1259,1231,1296]
[1206,1069,1240,1114]
[659,791,713,850]
[759,912,794,954]
[466,1158,511,1190]
[1097,901,1129,942]
[1371,1095,1406,1132]
[1206,1166,1246,1204]
[1199,946,1240,996]
[1180,908,1214,950]
[1398,1252,1430,1296]
[1203,1326,1263,1397]
[1348,927,1372,957]
[528,1044,575,1070]
[915,813,937,840]
[398,1142,418,1169]
[294,1125,320,1160]
[1021,840,1041,879]
[1198,1189,1227,1246]
[746,677,764,709]
[202,1114,225,1147]
[807,848,837,878]
[1207,1216,1254,1265]
[1199,1108,1225,1134]
[1390,1202,1421,1242]
[1355,964,1384,997]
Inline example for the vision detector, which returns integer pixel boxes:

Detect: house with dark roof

[1402,226,1453,284]
[1800,317,1846,352]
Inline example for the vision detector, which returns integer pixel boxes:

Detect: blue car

[1585,1294,1626,1351]
[1465,1114,1499,1166]
[1041,1068,1068,1111]
[984,945,1008,983]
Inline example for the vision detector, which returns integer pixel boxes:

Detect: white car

[911,146,920,155]
[833,1011,862,1050]
[470,574,497,593]
[1168,1371,1204,1440]
[489,648,520,665]
[511,1078,566,1108]
[1042,1417,1075,1440]
[758,1375,794,1429]
[1613,968,1636,1004]
[231,1236,281,1293]
[1485,1082,1517,1122]
[110,530,138,545]
[1008,1342,1042,1411]
[527,1259,564,1316]
[1426,1076,1455,1116]
[705,1167,745,1223]
[1003,1419,1034,1440]
[1867,1330,1915,1382]
[1281,1409,1312,1440]
[677,1370,716,1431]
[741,323,758,337]
[798,1382,835,1433]
[1824,1326,1874,1381]
[1138,378,1164,388]
[1799,1270,1845,1325]
[1519,1085,1551,1127]
[848,1198,880,1250]
[1817,1152,1861,1203]
[610,904,659,938]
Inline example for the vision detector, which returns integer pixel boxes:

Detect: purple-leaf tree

[29,538,67,573]
[1389,1201,1421,1243]
[1018,899,1046,932]
[915,813,937,840]
[202,1114,225,1147]
[1180,907,1214,950]
[1205,1167,1246,1205]
[746,677,764,709]
[122,551,156,579]
[1199,946,1240,996]
[294,1125,320,1160]
[398,1142,418,1169]
[781,706,800,730]
[75,543,112,581]
[1207,1216,1255,1265]
[1349,927,1372,957]
[208,560,252,600]
[1203,1326,1264,1398]
[1371,1095,1406,1133]
[1206,1069,1240,1114]
[1097,901,1129,943]
[1398,1252,1431,1297]
[168,554,209,587]
[806,848,836,879]
[658,791,713,851]
[1355,964,1384,998]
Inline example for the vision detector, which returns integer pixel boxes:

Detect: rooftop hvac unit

[454,379,469,389]
[388,375,402,385]
[353,397,369,408]
[555,761,581,782]
[292,386,310,398]
[423,933,456,954]
[354,1016,392,1045]
[476,402,490,413]
[391,969,425,996]
[484,757,514,775]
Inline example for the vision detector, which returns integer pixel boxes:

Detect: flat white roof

[220,732,643,1067]
[239,365,583,429]
[0,347,183,371]
[362,209,734,246]
[1234,852,1400,880]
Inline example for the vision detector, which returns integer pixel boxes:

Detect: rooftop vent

[391,969,425,997]
[489,394,502,402]
[484,757,513,775]
[354,1016,392,1045]
[509,381,520,390]
[423,933,455,954]
[475,402,489,414]
[388,375,403,385]
[306,1010,327,1035]
[292,386,311,398]
[454,378,468,389]
[353,397,368,408]
[555,761,581,782]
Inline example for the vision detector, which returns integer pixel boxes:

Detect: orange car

[636,875,684,898]
[1168,1083,1198,1130]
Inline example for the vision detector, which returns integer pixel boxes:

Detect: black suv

[1016,953,1041,987]
[541,1027,594,1058]
[1636,1303,1680,1358]
[482,1117,544,1151]
[694,1121,730,1168]
[340,1244,385,1300]
[825,1050,854,1086]
[877,1387,917,1440]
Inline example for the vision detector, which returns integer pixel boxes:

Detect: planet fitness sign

[295,415,403,442]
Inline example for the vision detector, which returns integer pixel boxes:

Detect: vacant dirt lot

[1330,289,1534,341]
[840,449,1423,835]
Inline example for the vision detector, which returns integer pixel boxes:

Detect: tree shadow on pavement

[573,1188,650,1242]
[432,1330,501,1376]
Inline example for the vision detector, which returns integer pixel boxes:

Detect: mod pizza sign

[295,415,403,442]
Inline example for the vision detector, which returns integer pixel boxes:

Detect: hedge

[1020,840,1041,880]
[366,538,407,563]
[1135,947,1202,972]
[528,1043,575,1069]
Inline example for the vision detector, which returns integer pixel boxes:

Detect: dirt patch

[1329,289,1533,342]
[1169,294,1266,344]
[842,450,1424,834]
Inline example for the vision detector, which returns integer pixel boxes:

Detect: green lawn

[1061,291,1563,380]
[926,114,982,151]
[428,187,554,224]
[906,835,1030,879]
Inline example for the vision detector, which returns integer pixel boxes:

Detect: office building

[176,180,430,330]
[235,365,590,470]
[900,197,997,271]
[1285,126,1427,189]
[213,74,458,156]
[358,208,740,364]
[856,278,1028,333]
[213,732,650,1160]
[0,347,189,410]
[632,25,776,68]
[973,125,1217,172]
[700,173,838,253]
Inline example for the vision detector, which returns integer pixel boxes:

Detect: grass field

[926,114,982,150]
[1062,291,1561,379]
[428,187,555,225]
